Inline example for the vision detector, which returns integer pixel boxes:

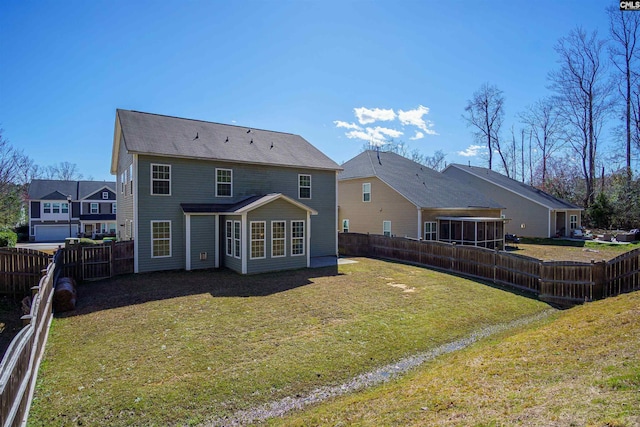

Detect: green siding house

[110,109,341,274]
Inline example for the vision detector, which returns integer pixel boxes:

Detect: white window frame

[43,203,51,214]
[424,221,437,240]
[570,214,578,230]
[151,220,172,258]
[363,183,371,202]
[383,220,391,237]
[233,221,241,259]
[250,221,266,260]
[120,172,125,194]
[271,221,286,258]
[216,168,233,197]
[298,174,311,199]
[61,203,69,214]
[52,203,61,214]
[291,220,305,256]
[225,220,233,256]
[342,219,349,233]
[90,203,99,214]
[129,164,133,196]
[151,163,171,196]
[112,203,117,214]
[102,191,109,200]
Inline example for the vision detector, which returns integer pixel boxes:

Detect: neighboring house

[110,109,341,275]
[339,151,507,249]
[442,164,583,238]
[27,180,117,242]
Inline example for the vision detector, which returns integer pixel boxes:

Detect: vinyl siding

[338,177,418,238]
[135,155,336,273]
[245,199,308,274]
[189,215,217,270]
[221,215,242,274]
[116,135,135,242]
[443,167,552,238]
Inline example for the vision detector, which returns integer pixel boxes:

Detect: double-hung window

[216,168,233,197]
[298,174,311,199]
[570,215,578,230]
[151,221,171,258]
[43,203,51,214]
[363,183,371,202]
[424,221,437,240]
[112,203,117,214]
[342,219,349,233]
[102,191,109,200]
[271,221,286,258]
[61,203,69,214]
[291,221,305,256]
[225,221,233,256]
[233,221,241,258]
[250,222,266,259]
[151,164,171,195]
[90,203,99,214]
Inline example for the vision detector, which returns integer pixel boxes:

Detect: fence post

[591,259,606,301]
[451,242,456,272]
[109,240,116,278]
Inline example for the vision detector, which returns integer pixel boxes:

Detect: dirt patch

[0,297,24,359]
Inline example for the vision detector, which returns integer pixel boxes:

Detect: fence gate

[82,245,112,280]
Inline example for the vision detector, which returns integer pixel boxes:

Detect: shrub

[0,230,17,247]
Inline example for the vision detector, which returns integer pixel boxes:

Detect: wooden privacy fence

[339,233,640,307]
[58,240,134,281]
[0,250,59,427]
[0,248,51,296]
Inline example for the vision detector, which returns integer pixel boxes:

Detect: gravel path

[206,309,556,426]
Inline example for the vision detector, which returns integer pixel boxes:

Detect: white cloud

[354,107,396,125]
[345,126,403,146]
[409,131,425,141]
[398,105,437,135]
[333,120,362,130]
[457,144,485,157]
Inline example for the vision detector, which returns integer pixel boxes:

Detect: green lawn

[272,290,640,427]
[28,258,550,426]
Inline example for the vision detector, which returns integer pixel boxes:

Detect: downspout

[241,213,247,274]
[133,154,139,273]
[417,207,422,240]
[307,211,311,267]
[185,214,191,271]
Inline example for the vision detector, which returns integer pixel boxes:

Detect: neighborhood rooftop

[445,164,582,210]
[28,180,116,200]
[112,109,341,172]
[339,151,503,210]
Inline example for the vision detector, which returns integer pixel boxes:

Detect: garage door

[35,225,79,242]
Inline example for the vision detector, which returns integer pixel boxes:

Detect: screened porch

[436,216,506,249]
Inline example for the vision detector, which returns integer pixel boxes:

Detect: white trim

[383,220,391,237]
[342,219,349,233]
[362,182,371,202]
[225,220,233,256]
[306,212,311,267]
[271,220,286,258]
[250,221,266,260]
[150,163,171,196]
[215,168,233,198]
[291,220,305,257]
[233,193,318,215]
[185,215,192,270]
[417,208,422,239]
[150,220,172,258]
[133,155,139,273]
[298,174,312,199]
[424,221,437,241]
[90,202,99,214]
[335,172,339,257]
[234,220,241,260]
[214,216,220,268]
[241,214,248,274]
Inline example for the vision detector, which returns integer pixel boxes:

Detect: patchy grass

[273,291,640,427]
[28,258,550,426]
[509,238,639,262]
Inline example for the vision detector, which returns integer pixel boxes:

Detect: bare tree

[519,98,565,188]
[423,149,447,172]
[45,161,83,181]
[0,129,35,226]
[463,83,507,174]
[548,27,613,207]
[608,6,640,186]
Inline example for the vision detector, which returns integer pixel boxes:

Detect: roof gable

[444,164,582,210]
[28,180,116,200]
[339,151,503,209]
[113,110,341,172]
[180,193,317,215]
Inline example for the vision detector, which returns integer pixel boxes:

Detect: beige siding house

[339,151,506,248]
[443,164,583,238]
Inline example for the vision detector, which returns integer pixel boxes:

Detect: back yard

[509,238,639,262]
[28,258,550,426]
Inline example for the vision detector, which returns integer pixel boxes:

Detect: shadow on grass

[57,265,340,318]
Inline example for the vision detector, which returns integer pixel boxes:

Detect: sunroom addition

[436,216,507,249]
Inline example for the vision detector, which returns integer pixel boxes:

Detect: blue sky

[0,0,614,181]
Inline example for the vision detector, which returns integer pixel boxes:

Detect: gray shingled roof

[28,180,116,200]
[116,110,341,171]
[339,151,503,209]
[444,164,582,210]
